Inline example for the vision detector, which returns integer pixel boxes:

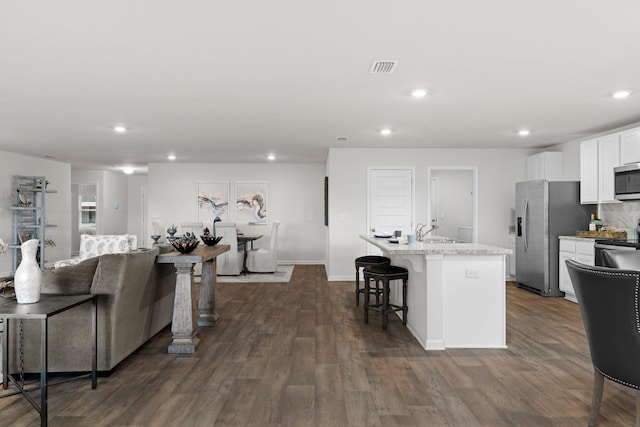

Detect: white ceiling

[2,1,640,173]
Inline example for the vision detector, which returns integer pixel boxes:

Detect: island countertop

[361,235,512,255]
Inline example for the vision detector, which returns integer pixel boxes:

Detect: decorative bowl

[171,238,199,254]
[201,235,223,246]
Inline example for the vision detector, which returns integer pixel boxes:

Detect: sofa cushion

[54,258,82,268]
[41,256,100,295]
[80,234,131,260]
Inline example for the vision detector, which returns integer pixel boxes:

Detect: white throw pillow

[79,234,132,260]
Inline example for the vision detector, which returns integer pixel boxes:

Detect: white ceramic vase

[14,239,43,304]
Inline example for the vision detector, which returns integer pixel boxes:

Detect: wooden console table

[156,244,229,353]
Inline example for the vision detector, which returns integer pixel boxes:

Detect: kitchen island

[361,235,511,350]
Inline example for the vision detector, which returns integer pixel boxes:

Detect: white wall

[102,171,128,234]
[0,150,71,276]
[147,162,326,263]
[127,175,148,247]
[326,148,529,280]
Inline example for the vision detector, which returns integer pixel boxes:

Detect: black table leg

[41,318,48,427]
[91,297,97,389]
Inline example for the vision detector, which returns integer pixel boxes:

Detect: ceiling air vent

[370,60,398,74]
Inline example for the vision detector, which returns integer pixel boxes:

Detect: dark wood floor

[0,265,636,426]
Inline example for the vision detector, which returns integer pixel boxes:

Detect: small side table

[1,294,98,427]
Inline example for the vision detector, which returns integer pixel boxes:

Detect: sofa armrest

[89,247,160,369]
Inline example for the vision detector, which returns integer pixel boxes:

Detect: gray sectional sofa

[7,245,176,374]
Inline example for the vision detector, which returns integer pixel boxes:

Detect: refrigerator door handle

[523,198,528,252]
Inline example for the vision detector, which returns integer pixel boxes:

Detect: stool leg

[364,275,370,324]
[402,277,408,326]
[382,278,389,331]
[355,266,360,306]
[375,278,380,306]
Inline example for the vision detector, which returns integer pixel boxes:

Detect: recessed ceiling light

[612,90,631,99]
[267,154,276,161]
[167,154,176,161]
[122,167,134,174]
[411,88,428,98]
[113,125,127,133]
[518,129,531,136]
[380,128,392,136]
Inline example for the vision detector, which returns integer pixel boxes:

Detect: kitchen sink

[422,238,457,244]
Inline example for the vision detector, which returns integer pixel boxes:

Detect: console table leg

[168,263,200,354]
[198,259,219,326]
[91,297,97,389]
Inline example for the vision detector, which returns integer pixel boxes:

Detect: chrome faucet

[415,223,439,241]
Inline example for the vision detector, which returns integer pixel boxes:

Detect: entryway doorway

[427,167,478,243]
[367,167,414,254]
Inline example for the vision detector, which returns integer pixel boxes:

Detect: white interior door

[368,168,414,254]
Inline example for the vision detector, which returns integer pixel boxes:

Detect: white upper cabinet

[598,134,621,203]
[621,127,640,164]
[580,134,621,204]
[526,152,563,181]
[580,139,599,203]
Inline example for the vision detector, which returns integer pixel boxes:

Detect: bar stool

[363,264,408,330]
[354,255,390,306]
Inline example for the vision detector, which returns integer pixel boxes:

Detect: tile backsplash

[600,201,640,231]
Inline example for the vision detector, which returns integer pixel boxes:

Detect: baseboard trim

[327,275,352,281]
[277,260,325,265]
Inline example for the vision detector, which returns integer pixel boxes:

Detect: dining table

[237,233,262,274]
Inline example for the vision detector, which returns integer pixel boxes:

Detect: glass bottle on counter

[589,213,604,231]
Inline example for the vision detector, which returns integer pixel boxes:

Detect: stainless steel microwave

[614,163,640,200]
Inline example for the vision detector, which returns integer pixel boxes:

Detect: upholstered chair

[216,222,243,275]
[246,222,280,273]
[566,259,640,427]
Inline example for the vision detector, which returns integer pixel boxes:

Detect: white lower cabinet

[559,238,595,303]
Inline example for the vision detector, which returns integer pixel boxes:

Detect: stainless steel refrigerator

[515,180,596,296]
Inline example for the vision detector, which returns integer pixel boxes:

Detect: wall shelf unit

[10,175,57,272]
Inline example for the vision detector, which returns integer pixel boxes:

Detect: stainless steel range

[594,238,640,266]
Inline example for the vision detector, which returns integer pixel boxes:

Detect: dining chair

[246,221,280,273]
[566,259,640,427]
[216,222,243,275]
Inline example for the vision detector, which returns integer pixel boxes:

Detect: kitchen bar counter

[361,235,510,350]
[361,235,511,255]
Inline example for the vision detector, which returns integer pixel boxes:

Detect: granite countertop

[361,235,512,255]
[558,235,597,242]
